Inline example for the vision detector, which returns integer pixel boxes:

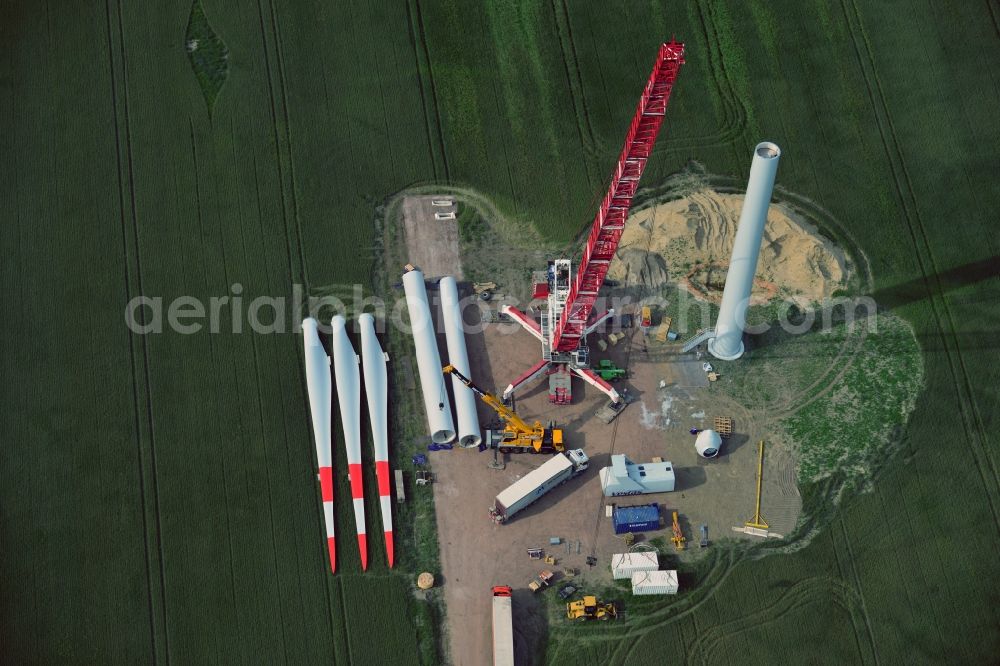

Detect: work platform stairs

[680,328,715,353]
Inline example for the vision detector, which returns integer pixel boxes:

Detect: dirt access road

[401,195,463,279]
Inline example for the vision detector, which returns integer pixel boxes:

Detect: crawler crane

[501,41,686,405]
[442,365,565,454]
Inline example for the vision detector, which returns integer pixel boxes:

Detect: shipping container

[610,552,659,580]
[611,503,661,534]
[491,586,514,666]
[490,449,589,523]
[631,570,679,595]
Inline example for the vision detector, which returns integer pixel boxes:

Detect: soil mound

[608,190,848,303]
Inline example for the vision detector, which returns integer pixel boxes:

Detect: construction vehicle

[548,364,572,405]
[640,305,653,328]
[595,391,631,424]
[443,364,565,454]
[655,316,672,342]
[492,586,515,666]
[595,359,627,382]
[544,555,557,565]
[557,583,577,600]
[671,511,686,550]
[490,449,590,523]
[528,570,554,592]
[566,596,618,622]
[500,42,685,407]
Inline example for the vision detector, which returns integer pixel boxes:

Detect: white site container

[600,454,676,496]
[610,552,659,580]
[631,570,679,595]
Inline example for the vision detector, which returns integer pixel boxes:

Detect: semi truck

[489,449,589,524]
[491,586,514,666]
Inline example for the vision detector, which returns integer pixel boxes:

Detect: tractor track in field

[666,0,750,151]
[403,0,444,184]
[254,0,301,291]
[839,0,1000,537]
[408,0,451,184]
[546,0,752,161]
[265,0,308,288]
[551,0,598,189]
[834,515,882,666]
[838,1,998,659]
[685,576,868,666]
[987,0,1000,39]
[255,4,351,658]
[248,330,292,658]
[257,0,307,289]
[104,0,170,662]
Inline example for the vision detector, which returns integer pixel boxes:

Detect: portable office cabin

[600,454,676,496]
[631,570,679,595]
[610,552,659,580]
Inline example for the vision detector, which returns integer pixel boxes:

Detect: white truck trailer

[599,454,675,496]
[490,449,589,523]
[492,586,514,666]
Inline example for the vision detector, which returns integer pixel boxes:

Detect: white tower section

[708,141,781,361]
[402,268,456,443]
[438,277,482,448]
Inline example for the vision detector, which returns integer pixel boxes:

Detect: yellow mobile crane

[442,365,565,454]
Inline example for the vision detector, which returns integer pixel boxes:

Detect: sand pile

[608,189,848,303]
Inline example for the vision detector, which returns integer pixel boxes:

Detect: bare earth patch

[608,190,849,304]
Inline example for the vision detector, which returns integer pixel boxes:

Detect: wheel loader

[565,596,617,621]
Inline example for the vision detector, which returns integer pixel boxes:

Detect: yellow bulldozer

[566,596,618,621]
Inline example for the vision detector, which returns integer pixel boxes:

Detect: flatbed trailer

[492,586,514,666]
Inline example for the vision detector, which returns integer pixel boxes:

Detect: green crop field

[1,0,998,664]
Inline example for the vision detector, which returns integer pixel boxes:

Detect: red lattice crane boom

[502,41,685,405]
[552,41,685,351]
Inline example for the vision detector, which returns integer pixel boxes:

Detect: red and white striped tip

[349,464,368,570]
[326,536,336,573]
[354,501,367,571]
[320,467,336,573]
[357,530,368,571]
[375,461,394,568]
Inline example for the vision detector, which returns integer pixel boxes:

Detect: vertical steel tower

[503,41,685,404]
[708,141,781,360]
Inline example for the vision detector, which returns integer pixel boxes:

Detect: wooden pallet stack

[714,416,734,439]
